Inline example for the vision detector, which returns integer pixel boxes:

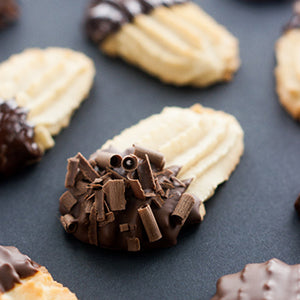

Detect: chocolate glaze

[0,0,18,29]
[85,0,186,43]
[0,99,42,176]
[212,259,300,300]
[0,246,39,293]
[59,147,202,251]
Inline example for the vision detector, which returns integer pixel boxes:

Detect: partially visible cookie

[275,1,300,120]
[102,104,244,202]
[0,0,18,29]
[85,0,240,87]
[212,259,300,300]
[0,48,95,176]
[0,245,77,300]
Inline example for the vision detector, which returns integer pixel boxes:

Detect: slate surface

[0,0,299,299]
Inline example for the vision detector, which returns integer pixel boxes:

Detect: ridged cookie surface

[101,104,244,202]
[0,48,95,150]
[275,29,300,120]
[275,2,300,120]
[1,267,77,300]
[87,1,240,87]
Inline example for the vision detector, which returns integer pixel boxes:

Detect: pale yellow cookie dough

[0,48,95,151]
[275,29,300,120]
[102,104,244,202]
[0,267,77,300]
[101,2,240,87]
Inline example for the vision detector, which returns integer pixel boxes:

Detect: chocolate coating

[212,259,300,300]
[85,0,186,43]
[285,1,300,31]
[0,0,18,29]
[0,246,39,293]
[0,99,42,177]
[59,147,202,251]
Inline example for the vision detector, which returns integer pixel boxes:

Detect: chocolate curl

[138,204,162,243]
[65,157,79,188]
[122,154,138,172]
[76,153,99,182]
[60,214,78,233]
[119,223,129,232]
[171,193,195,225]
[95,190,105,222]
[152,196,164,208]
[59,191,77,215]
[127,237,140,252]
[88,204,98,246]
[134,144,165,169]
[98,212,115,227]
[127,173,146,200]
[137,155,155,191]
[94,150,122,169]
[103,179,126,211]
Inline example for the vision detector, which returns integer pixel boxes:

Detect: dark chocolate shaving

[122,154,138,171]
[60,214,78,233]
[137,154,156,191]
[77,152,99,182]
[95,189,105,221]
[134,144,165,169]
[65,157,79,187]
[59,191,78,215]
[59,147,203,251]
[94,150,122,168]
[0,99,42,177]
[0,246,39,294]
[103,179,126,211]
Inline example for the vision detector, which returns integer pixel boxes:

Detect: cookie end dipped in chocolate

[0,246,39,294]
[211,259,300,300]
[59,146,204,251]
[0,0,19,29]
[285,1,300,31]
[85,0,186,44]
[0,99,42,177]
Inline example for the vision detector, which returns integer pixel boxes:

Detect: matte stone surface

[0,0,299,299]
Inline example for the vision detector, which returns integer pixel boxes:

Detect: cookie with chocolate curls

[59,146,205,251]
[212,259,300,300]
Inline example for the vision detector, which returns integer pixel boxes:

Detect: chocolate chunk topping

[212,259,300,300]
[0,0,19,30]
[0,99,42,177]
[85,0,187,43]
[59,145,203,251]
[0,246,39,293]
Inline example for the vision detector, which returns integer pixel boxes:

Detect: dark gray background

[0,0,300,299]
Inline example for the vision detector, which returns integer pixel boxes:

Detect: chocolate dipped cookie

[0,0,18,29]
[59,105,244,251]
[212,259,300,300]
[85,0,240,87]
[275,1,300,120]
[0,48,95,176]
[0,245,77,299]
